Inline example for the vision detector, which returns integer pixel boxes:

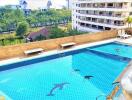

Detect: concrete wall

[0,30,117,60]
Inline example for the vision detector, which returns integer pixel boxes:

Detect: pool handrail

[96,94,106,100]
[107,84,120,100]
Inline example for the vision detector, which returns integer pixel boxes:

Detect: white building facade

[72,0,132,32]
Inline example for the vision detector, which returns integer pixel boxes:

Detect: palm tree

[126,16,132,28]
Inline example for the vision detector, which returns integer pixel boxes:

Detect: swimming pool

[0,42,130,100]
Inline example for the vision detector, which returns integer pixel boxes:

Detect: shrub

[16,21,29,37]
[49,26,66,38]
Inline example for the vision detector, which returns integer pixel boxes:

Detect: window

[107,3,114,8]
[130,12,132,15]
[92,18,97,22]
[80,23,85,26]
[105,27,111,30]
[98,26,104,30]
[99,3,105,8]
[108,12,113,16]
[99,11,104,15]
[116,3,123,8]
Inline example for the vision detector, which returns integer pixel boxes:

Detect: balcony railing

[78,18,125,26]
[79,24,106,31]
[77,11,125,18]
[76,3,126,9]
[77,5,125,9]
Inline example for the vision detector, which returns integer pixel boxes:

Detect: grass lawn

[0,27,44,39]
[0,38,24,46]
[0,27,44,46]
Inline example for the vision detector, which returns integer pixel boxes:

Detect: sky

[0,0,67,9]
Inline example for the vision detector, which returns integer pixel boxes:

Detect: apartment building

[72,0,132,32]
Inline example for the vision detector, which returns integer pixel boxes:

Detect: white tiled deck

[117,37,132,45]
[116,37,132,100]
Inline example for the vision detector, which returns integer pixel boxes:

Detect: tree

[49,26,66,38]
[26,16,35,25]
[0,7,71,33]
[126,16,132,28]
[16,21,29,37]
[0,27,2,33]
[67,23,72,31]
[0,23,7,32]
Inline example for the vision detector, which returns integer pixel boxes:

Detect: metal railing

[107,83,122,100]
[96,94,106,100]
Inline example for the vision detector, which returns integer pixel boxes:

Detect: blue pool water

[0,42,130,100]
[89,42,132,59]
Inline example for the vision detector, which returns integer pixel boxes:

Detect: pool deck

[1,37,132,65]
[116,61,132,100]
[117,37,132,45]
[0,38,117,66]
[123,90,132,100]
[116,37,132,100]
[1,37,132,100]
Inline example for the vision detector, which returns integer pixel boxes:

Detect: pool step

[86,49,131,62]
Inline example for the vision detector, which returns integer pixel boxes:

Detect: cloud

[0,0,19,6]
[27,0,67,9]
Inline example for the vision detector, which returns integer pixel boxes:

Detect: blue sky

[0,0,67,9]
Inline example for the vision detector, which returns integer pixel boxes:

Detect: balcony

[78,23,111,32]
[78,17,125,26]
[76,3,128,9]
[76,10,124,18]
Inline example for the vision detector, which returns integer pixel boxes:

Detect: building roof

[22,1,27,5]
[28,27,49,39]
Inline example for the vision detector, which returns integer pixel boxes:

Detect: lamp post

[66,0,70,9]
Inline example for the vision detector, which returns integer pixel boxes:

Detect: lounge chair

[60,42,76,49]
[118,30,131,39]
[122,30,131,39]
[24,48,44,55]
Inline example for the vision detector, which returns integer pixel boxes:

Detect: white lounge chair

[60,42,76,49]
[122,30,131,38]
[24,48,44,55]
[118,30,131,39]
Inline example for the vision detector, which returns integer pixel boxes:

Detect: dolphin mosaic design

[84,75,94,80]
[47,82,70,96]
[74,69,80,72]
